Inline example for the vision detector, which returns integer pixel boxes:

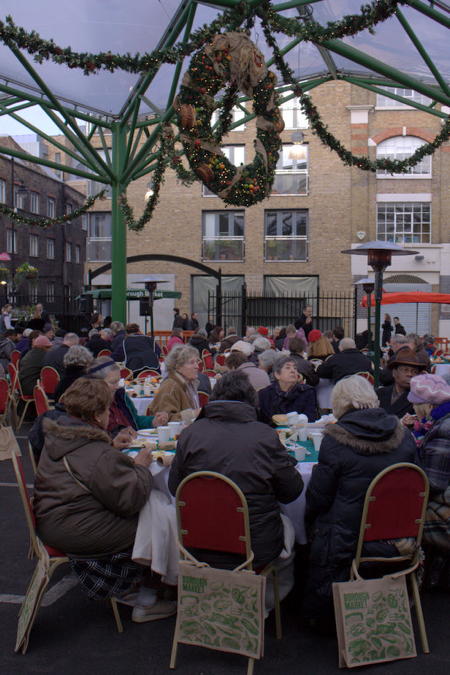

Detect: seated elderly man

[169,370,303,570]
[316,337,373,383]
[377,346,428,419]
[43,331,80,375]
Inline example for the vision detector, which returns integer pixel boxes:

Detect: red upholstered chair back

[136,369,160,379]
[198,391,209,408]
[202,350,214,370]
[203,369,216,378]
[120,367,133,380]
[356,371,374,385]
[176,472,252,561]
[0,377,9,415]
[11,349,21,367]
[98,349,112,357]
[362,464,428,543]
[40,366,60,396]
[33,385,50,416]
[215,353,226,367]
[7,362,18,392]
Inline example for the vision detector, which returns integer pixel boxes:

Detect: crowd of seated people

[1,302,449,634]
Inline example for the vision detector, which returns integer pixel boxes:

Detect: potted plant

[15,263,39,287]
[0,266,10,282]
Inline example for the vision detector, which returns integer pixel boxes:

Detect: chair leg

[28,443,37,476]
[410,571,430,654]
[110,598,123,633]
[272,568,282,640]
[17,400,33,430]
[169,637,178,669]
[247,657,255,675]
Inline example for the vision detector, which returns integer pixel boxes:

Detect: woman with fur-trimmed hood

[303,375,417,629]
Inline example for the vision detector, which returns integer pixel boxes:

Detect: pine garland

[0,190,106,228]
[119,125,196,232]
[259,7,450,173]
[0,1,408,75]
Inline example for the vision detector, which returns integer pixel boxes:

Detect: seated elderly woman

[303,375,416,630]
[33,379,153,598]
[258,355,318,425]
[169,370,303,570]
[88,356,168,434]
[54,345,94,401]
[406,373,450,581]
[149,345,201,422]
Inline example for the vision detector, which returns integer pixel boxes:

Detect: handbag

[173,559,266,660]
[333,574,416,668]
[0,425,21,461]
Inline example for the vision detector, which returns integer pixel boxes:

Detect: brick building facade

[0,136,87,313]
[51,81,450,335]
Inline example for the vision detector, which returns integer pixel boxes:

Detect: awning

[80,288,181,300]
[361,291,450,307]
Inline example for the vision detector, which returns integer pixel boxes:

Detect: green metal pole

[373,270,383,388]
[111,123,127,324]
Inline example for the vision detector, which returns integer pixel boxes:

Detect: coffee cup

[168,421,180,440]
[157,426,170,444]
[309,431,323,453]
[287,411,299,426]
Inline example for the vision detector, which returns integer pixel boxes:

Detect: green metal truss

[0,0,448,321]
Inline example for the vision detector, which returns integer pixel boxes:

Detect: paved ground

[1,428,449,675]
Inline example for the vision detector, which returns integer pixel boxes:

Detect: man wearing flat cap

[377,346,427,419]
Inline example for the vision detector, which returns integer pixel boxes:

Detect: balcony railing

[202,236,244,261]
[264,236,308,262]
[271,172,308,196]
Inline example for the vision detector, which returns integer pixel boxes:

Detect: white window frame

[30,191,40,214]
[75,245,81,263]
[202,210,245,262]
[46,282,55,303]
[279,95,309,130]
[29,234,39,257]
[6,229,17,254]
[0,178,6,203]
[202,145,245,197]
[377,202,431,244]
[46,238,55,259]
[29,284,38,303]
[211,105,246,131]
[272,143,309,196]
[264,209,309,262]
[376,136,431,179]
[47,197,56,218]
[86,212,112,262]
[376,88,432,109]
[65,242,72,262]
[14,186,26,210]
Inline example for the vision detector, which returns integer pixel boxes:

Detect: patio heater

[133,277,168,338]
[355,277,375,351]
[342,242,417,387]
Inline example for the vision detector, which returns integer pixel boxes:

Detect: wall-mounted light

[414,254,424,262]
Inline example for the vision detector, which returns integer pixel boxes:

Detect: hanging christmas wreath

[174,32,283,206]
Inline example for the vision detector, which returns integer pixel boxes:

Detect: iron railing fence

[208,286,357,337]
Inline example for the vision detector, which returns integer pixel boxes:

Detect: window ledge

[376,175,431,180]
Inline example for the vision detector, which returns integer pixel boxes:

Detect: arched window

[376,136,431,177]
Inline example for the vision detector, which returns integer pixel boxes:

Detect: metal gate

[208,285,357,337]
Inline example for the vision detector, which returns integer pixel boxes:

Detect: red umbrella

[361,291,450,307]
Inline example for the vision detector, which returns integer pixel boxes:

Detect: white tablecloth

[316,379,334,410]
[132,462,178,584]
[130,396,153,416]
[433,363,450,378]
[280,462,316,546]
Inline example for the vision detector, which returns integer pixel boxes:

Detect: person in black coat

[303,374,417,628]
[381,313,393,347]
[54,345,94,402]
[377,346,427,419]
[294,304,314,340]
[258,355,318,425]
[316,337,373,383]
[169,370,303,568]
[42,332,79,375]
[188,330,211,357]
[394,316,407,335]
